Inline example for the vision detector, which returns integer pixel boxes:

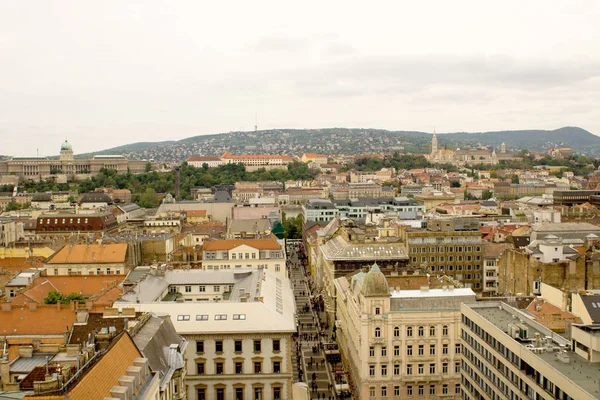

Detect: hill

[84,127,600,162]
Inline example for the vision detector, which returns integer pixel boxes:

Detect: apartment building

[461,302,600,400]
[201,236,286,278]
[116,268,296,400]
[397,219,484,291]
[43,243,129,276]
[334,264,475,399]
[302,199,339,223]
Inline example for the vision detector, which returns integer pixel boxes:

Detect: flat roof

[391,287,476,299]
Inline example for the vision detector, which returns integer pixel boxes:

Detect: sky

[1,0,599,156]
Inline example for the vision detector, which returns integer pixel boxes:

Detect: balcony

[403,374,443,382]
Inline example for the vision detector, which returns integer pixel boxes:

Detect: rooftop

[203,236,282,251]
[390,287,476,299]
[45,244,127,264]
[320,235,408,261]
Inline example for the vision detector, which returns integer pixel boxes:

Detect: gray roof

[31,193,52,202]
[79,192,113,204]
[132,315,186,391]
[9,354,56,374]
[580,295,600,323]
[118,203,142,213]
[320,235,408,261]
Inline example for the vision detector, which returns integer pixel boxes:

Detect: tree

[145,162,152,173]
[44,291,85,305]
[511,174,520,184]
[481,190,493,200]
[138,188,159,208]
[5,201,20,211]
[450,181,461,188]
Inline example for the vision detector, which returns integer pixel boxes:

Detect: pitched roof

[187,156,221,162]
[203,236,282,251]
[185,210,207,217]
[45,244,127,264]
[66,332,143,400]
[0,304,76,335]
[79,192,113,204]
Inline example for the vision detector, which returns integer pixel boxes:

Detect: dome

[61,140,72,151]
[361,263,390,297]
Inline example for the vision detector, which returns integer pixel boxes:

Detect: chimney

[0,358,10,385]
[76,309,89,323]
[133,358,149,382]
[18,346,33,358]
[126,366,142,389]
[110,386,129,400]
[118,375,136,398]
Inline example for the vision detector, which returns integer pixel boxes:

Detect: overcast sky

[1,0,599,156]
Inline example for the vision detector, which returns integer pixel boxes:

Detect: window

[381,386,387,397]
[418,326,424,336]
[254,388,262,400]
[369,387,376,398]
[406,364,412,375]
[215,362,224,374]
[196,314,208,321]
[236,388,244,400]
[430,385,436,395]
[429,345,435,355]
[407,385,413,396]
[273,339,280,352]
[233,314,246,320]
[393,326,400,337]
[254,340,261,352]
[369,365,375,376]
[394,346,400,356]
[394,386,400,396]
[442,363,448,374]
[375,327,381,338]
[216,388,225,400]
[381,365,387,376]
[185,285,191,292]
[429,326,436,336]
[198,388,206,400]
[369,347,375,357]
[214,285,220,292]
[177,315,190,321]
[442,344,448,355]
[381,347,387,357]
[273,387,281,400]
[235,362,243,374]
[429,363,436,374]
[196,362,204,374]
[375,307,380,315]
[418,345,424,356]
[407,345,413,356]
[455,344,461,354]
[235,340,243,352]
[273,361,281,373]
[215,341,223,353]
[442,384,448,395]
[418,364,424,374]
[254,361,262,373]
[232,253,236,259]
[394,364,400,376]
[407,326,413,337]
[455,384,461,394]
[199,285,206,292]
[215,314,227,320]
[275,265,280,272]
[418,385,424,396]
[443,325,448,336]
[196,341,204,353]
[455,362,460,373]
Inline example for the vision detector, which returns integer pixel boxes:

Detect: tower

[501,142,506,153]
[59,140,74,161]
[431,129,438,156]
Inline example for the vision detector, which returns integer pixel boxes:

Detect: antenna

[255,113,258,132]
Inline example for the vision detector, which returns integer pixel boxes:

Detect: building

[221,151,294,172]
[334,264,475,400]
[398,219,484,291]
[35,211,119,238]
[461,302,600,400]
[553,189,600,206]
[202,236,287,277]
[115,268,296,400]
[301,153,328,165]
[494,182,557,200]
[187,156,225,168]
[44,243,129,276]
[0,140,150,180]
[482,243,507,296]
[428,131,521,166]
[79,192,114,209]
[302,199,339,224]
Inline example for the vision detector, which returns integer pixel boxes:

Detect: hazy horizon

[1,1,599,156]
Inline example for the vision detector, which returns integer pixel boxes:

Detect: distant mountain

[83,127,600,162]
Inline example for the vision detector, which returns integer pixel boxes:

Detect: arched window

[430,326,436,336]
[375,328,381,338]
[394,326,400,337]
[443,325,449,336]
[418,326,424,337]
[407,326,413,337]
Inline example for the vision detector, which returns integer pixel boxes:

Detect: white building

[334,264,475,399]
[461,302,600,400]
[116,268,296,400]
[186,156,224,169]
[202,236,287,278]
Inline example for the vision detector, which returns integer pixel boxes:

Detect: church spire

[431,128,438,156]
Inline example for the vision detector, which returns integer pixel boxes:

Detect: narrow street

[287,243,338,400]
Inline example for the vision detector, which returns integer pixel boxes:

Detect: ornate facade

[428,131,521,165]
[0,140,149,180]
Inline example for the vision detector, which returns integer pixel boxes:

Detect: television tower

[255,113,258,132]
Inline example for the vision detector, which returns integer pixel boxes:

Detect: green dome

[361,263,390,297]
[61,140,72,151]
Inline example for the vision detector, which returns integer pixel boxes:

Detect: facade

[461,302,600,400]
[0,140,149,180]
[334,264,475,400]
[302,199,339,223]
[301,153,328,165]
[494,182,557,200]
[44,243,129,276]
[553,189,600,206]
[398,219,484,291]
[116,268,296,400]
[202,236,287,277]
[35,211,119,238]
[482,243,507,296]
[187,156,225,168]
[429,131,521,166]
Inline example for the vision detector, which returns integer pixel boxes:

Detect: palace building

[0,140,150,180]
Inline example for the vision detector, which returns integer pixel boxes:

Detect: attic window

[177,315,190,321]
[233,314,246,320]
[196,315,209,321]
[215,314,227,320]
